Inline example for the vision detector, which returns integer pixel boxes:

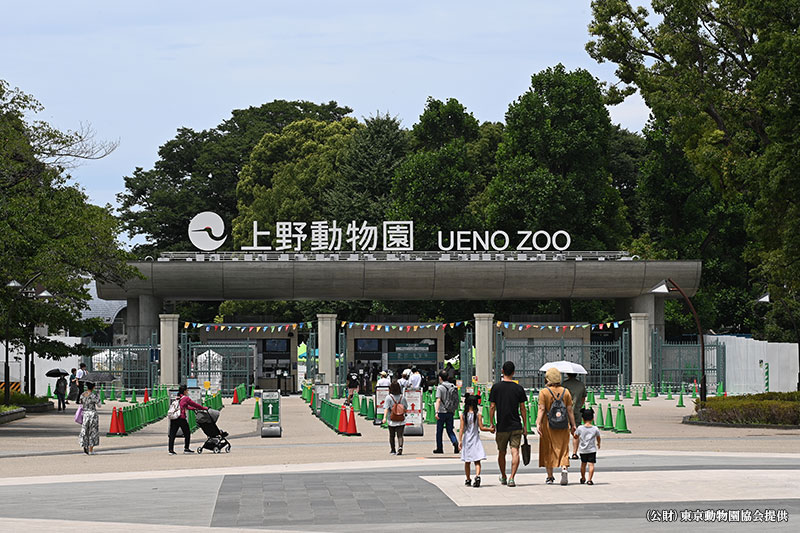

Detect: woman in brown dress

[536,367,577,485]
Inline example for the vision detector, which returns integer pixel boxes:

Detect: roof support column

[474,313,494,384]
[126,297,140,344]
[317,314,337,384]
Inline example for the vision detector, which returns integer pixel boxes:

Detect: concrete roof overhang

[97,257,701,301]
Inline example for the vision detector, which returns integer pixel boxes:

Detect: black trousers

[168,418,192,452]
[55,393,66,410]
[389,425,405,452]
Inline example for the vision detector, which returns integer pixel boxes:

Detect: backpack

[441,383,458,413]
[545,387,569,429]
[167,397,182,420]
[390,396,406,421]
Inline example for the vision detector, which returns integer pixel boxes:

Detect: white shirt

[398,377,410,389]
[409,373,423,388]
[76,369,87,380]
[376,377,391,387]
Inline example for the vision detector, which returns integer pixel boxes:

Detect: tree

[322,113,410,224]
[117,100,352,255]
[411,97,480,151]
[586,0,800,295]
[1,81,136,394]
[483,64,631,250]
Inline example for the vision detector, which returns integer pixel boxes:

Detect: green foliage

[233,118,361,247]
[0,80,136,361]
[0,404,22,412]
[3,392,49,406]
[411,97,480,151]
[695,394,800,426]
[117,100,352,255]
[484,64,630,249]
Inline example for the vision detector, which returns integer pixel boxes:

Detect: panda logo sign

[188,212,227,251]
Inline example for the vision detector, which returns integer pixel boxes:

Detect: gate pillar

[159,314,179,386]
[317,314,337,383]
[474,313,494,384]
[630,312,650,387]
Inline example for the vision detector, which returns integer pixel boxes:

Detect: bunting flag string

[495,319,627,332]
[183,321,315,333]
[339,319,474,332]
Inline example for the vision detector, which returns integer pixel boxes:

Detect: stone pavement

[1,393,799,531]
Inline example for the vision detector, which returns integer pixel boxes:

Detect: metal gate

[84,334,159,390]
[179,333,256,396]
[495,329,630,389]
[305,330,318,381]
[459,328,474,384]
[651,330,726,390]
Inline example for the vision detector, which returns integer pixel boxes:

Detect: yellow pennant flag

[184,322,190,328]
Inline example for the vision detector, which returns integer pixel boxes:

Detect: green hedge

[2,392,49,405]
[0,404,22,414]
[696,393,800,426]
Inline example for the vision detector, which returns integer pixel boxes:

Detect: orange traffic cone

[345,406,361,436]
[337,405,347,433]
[143,388,149,403]
[117,407,127,435]
[107,407,120,436]
[232,388,240,405]
[309,389,315,411]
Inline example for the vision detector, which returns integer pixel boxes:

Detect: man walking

[433,371,459,454]
[76,362,88,399]
[489,361,528,487]
[409,367,423,389]
[562,373,587,459]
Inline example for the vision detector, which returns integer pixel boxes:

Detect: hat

[545,367,562,385]
[402,369,411,377]
[380,370,388,377]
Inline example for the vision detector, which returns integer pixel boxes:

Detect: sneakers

[433,449,444,454]
[390,450,396,455]
[465,479,472,486]
[397,448,403,456]
[183,449,195,454]
[473,476,481,488]
[546,477,555,485]
[507,479,516,487]
[168,451,177,456]
[499,475,507,485]
[561,469,569,485]
[83,447,89,455]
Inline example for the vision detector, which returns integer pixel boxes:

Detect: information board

[404,388,423,436]
[259,390,281,437]
[375,386,389,425]
[314,383,330,417]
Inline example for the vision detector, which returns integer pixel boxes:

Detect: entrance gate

[495,329,630,389]
[651,331,726,390]
[337,329,347,385]
[459,328,474,385]
[85,334,159,390]
[179,333,256,396]
[305,331,318,381]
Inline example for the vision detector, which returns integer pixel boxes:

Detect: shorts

[580,452,597,463]
[495,429,523,453]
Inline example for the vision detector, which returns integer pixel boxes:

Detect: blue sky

[1,1,649,211]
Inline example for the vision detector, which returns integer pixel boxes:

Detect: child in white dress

[458,394,494,487]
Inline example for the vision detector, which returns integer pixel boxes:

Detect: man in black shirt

[346,365,360,406]
[489,360,528,487]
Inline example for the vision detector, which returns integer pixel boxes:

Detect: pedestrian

[536,367,576,485]
[409,367,423,389]
[433,370,460,454]
[383,380,409,455]
[488,361,528,487]
[68,368,79,403]
[562,372,587,459]
[573,408,601,485]
[376,370,391,388]
[167,384,209,455]
[76,362,88,397]
[346,365,360,406]
[54,375,67,411]
[78,382,101,455]
[445,362,456,383]
[458,394,493,487]
[398,369,412,390]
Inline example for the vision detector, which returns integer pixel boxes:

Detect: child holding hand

[573,408,601,485]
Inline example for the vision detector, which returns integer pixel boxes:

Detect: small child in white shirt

[573,408,601,485]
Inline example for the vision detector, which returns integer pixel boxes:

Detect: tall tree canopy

[117,100,352,255]
[483,64,630,250]
[0,80,135,368]
[587,0,800,298]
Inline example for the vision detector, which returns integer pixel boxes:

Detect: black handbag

[521,433,531,466]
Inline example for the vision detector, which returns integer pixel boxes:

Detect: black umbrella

[45,368,69,377]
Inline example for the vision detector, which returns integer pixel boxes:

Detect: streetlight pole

[652,278,707,402]
[4,274,43,401]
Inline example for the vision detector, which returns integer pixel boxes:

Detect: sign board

[456,379,463,388]
[203,381,211,390]
[375,386,389,425]
[186,387,202,405]
[259,390,281,438]
[314,383,330,417]
[186,378,198,388]
[404,388,423,436]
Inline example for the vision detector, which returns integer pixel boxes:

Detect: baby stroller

[195,409,231,454]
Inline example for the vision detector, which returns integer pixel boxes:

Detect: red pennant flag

[370,324,375,331]
[525,324,532,330]
[599,323,604,330]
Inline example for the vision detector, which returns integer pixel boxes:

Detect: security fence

[84,334,159,390]
[179,333,256,396]
[651,330,726,391]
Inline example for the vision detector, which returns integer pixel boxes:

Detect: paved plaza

[1,394,798,531]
